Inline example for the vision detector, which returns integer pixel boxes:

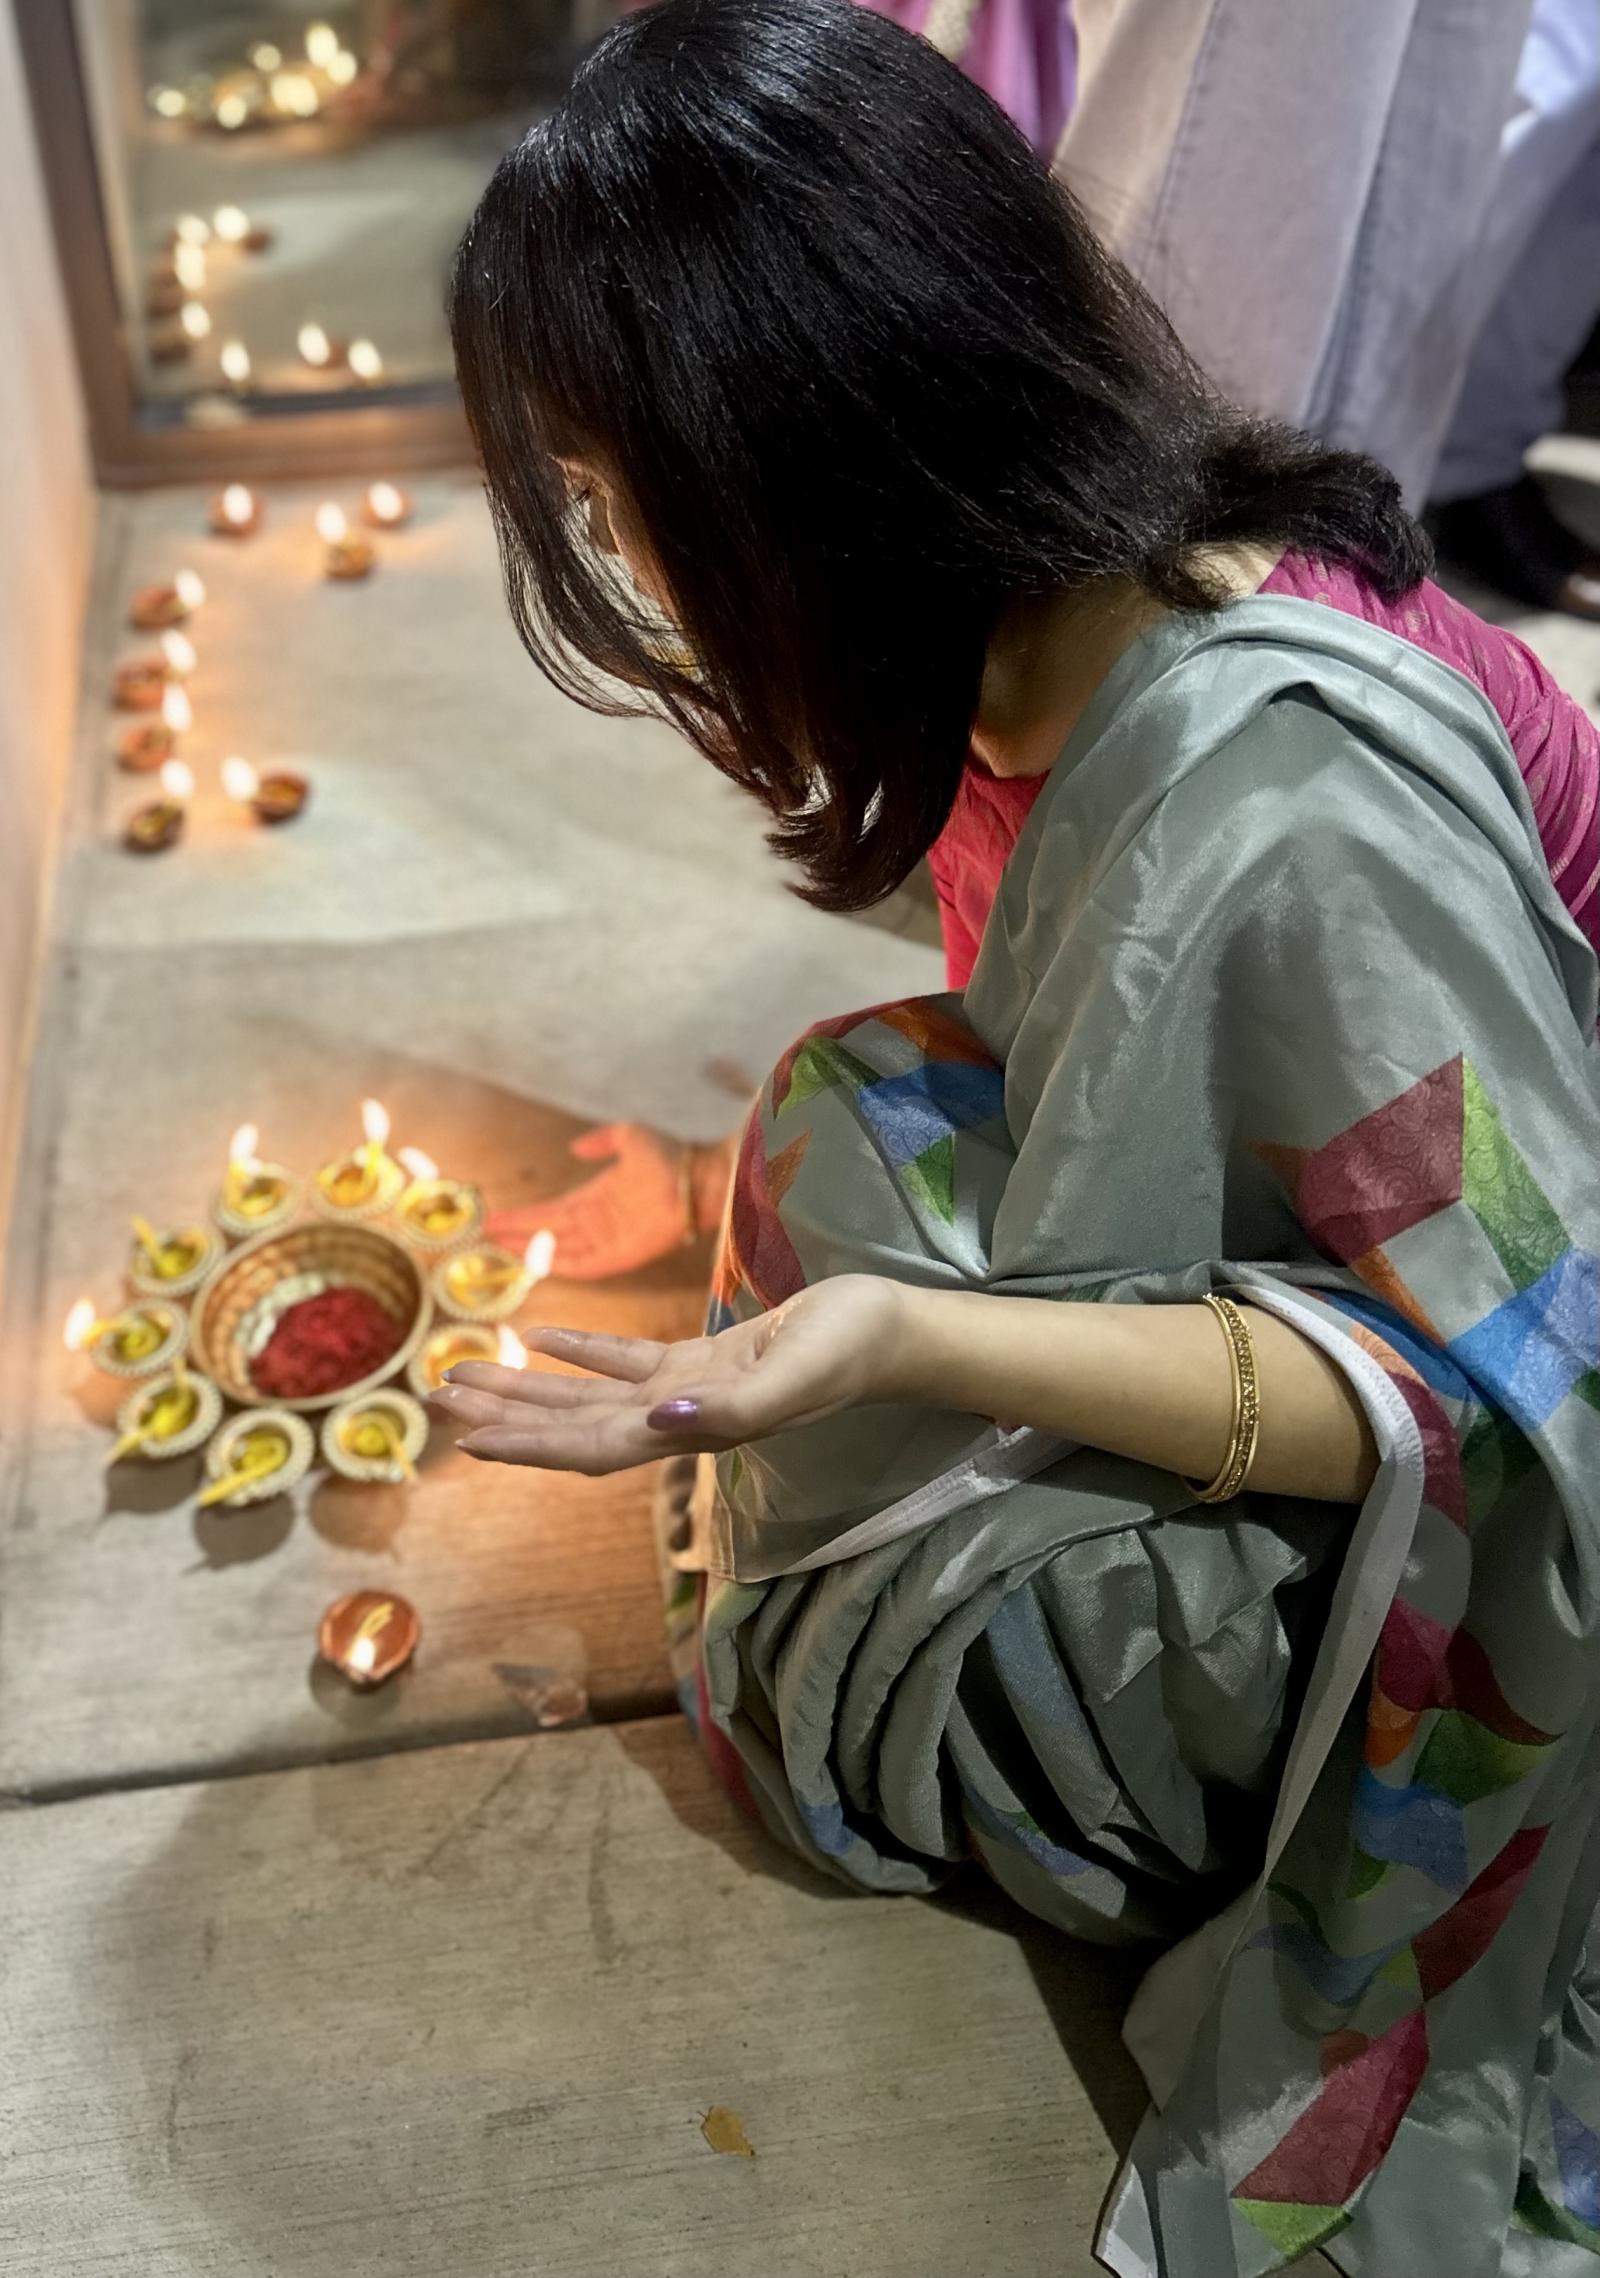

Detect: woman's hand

[484,1124,733,1282]
[427,1274,910,1475]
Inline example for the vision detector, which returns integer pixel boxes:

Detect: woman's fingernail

[648,1397,701,1430]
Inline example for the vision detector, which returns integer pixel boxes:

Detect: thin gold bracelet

[1190,1293,1261,1505]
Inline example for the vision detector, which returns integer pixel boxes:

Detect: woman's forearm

[885,1290,1378,1504]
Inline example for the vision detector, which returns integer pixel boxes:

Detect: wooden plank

[0,1719,1145,2277]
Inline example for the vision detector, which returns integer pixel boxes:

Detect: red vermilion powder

[252,1285,405,1401]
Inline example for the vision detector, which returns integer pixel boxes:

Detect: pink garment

[927,559,1600,987]
[856,0,1076,157]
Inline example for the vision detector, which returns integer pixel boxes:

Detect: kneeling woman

[437,2,1600,2269]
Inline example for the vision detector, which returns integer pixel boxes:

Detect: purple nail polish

[648,1397,701,1429]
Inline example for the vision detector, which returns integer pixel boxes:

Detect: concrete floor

[3,451,1596,2275]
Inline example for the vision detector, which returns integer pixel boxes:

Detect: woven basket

[190,1220,431,1413]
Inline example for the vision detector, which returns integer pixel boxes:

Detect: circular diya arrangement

[65,1106,555,1688]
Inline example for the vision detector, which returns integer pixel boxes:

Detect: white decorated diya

[65,1296,189,1381]
[212,1125,301,1239]
[126,1219,223,1300]
[311,1099,405,1222]
[201,1409,315,1508]
[111,1368,222,1464]
[322,1389,428,1484]
[393,1149,483,1254]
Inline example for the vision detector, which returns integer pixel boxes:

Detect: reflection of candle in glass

[347,339,383,384]
[220,340,252,389]
[213,204,249,244]
[215,92,250,131]
[363,481,412,529]
[175,213,211,248]
[317,502,375,581]
[327,49,359,87]
[210,483,262,535]
[271,71,321,117]
[123,759,194,853]
[250,42,282,71]
[298,321,347,369]
[305,22,340,68]
[173,241,207,293]
[150,86,187,119]
[179,302,211,343]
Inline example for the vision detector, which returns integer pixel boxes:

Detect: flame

[179,302,211,342]
[213,204,250,243]
[366,481,405,524]
[64,1298,99,1352]
[315,501,348,544]
[348,339,383,383]
[160,629,197,676]
[228,1122,261,1171]
[216,94,249,130]
[173,242,207,292]
[327,48,359,86]
[175,213,210,247]
[221,756,259,802]
[174,568,206,609]
[221,483,255,526]
[497,1325,528,1369]
[150,86,186,119]
[523,1229,557,1281]
[220,341,252,385]
[161,682,192,734]
[251,42,281,70]
[305,22,340,67]
[361,1098,392,1149]
[298,322,331,367]
[397,1147,438,1183]
[346,1633,377,1674]
[271,71,320,117]
[160,759,195,801]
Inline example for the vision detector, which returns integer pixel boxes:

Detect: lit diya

[362,481,412,529]
[212,1123,301,1239]
[322,1389,428,1483]
[210,483,263,536]
[407,1321,522,1399]
[110,1364,222,1465]
[64,1294,188,1380]
[297,323,347,372]
[394,1148,483,1254]
[125,1212,222,1298]
[201,1409,314,1507]
[122,759,194,852]
[318,1590,420,1689]
[128,568,205,632]
[312,1100,405,1221]
[433,1230,555,1325]
[221,756,310,826]
[347,339,384,385]
[315,502,374,580]
[117,720,174,774]
[113,657,168,712]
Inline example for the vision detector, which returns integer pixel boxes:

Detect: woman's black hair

[450,0,1431,909]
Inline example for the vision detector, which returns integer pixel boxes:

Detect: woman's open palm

[426,1275,905,1475]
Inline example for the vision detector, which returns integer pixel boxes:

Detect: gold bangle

[1189,1294,1260,1505]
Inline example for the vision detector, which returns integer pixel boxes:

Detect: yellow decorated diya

[311,1099,405,1223]
[126,1219,223,1300]
[322,1389,428,1484]
[213,1127,301,1239]
[200,1409,315,1508]
[110,1368,222,1464]
[394,1149,482,1254]
[67,1297,189,1381]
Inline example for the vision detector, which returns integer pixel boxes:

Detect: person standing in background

[1054,0,1533,508]
[1430,0,1600,617]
